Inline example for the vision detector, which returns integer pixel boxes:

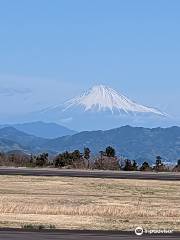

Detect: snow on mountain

[63,85,164,116]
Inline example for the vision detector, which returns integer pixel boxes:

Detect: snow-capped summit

[64,85,164,116]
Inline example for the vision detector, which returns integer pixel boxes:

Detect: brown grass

[0,175,179,231]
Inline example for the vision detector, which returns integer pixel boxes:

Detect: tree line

[0,146,180,172]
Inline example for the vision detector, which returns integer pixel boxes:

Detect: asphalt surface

[0,167,180,180]
[0,230,179,240]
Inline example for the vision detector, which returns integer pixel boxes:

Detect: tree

[172,159,180,172]
[156,156,162,167]
[83,147,91,168]
[132,160,138,171]
[54,153,67,167]
[0,152,6,166]
[30,154,34,164]
[72,150,81,161]
[105,146,115,157]
[99,151,104,159]
[35,153,48,167]
[71,150,86,169]
[94,156,120,170]
[155,156,163,171]
[9,154,15,163]
[140,161,151,171]
[54,150,84,169]
[154,156,169,172]
[84,147,91,160]
[123,159,131,171]
[177,159,180,167]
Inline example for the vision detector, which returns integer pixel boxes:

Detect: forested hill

[0,125,180,163]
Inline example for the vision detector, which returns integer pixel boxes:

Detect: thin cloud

[0,87,32,97]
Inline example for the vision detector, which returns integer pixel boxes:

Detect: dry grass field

[0,175,179,231]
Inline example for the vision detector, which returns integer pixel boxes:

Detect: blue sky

[0,0,180,119]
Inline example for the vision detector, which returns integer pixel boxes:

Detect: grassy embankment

[0,175,179,231]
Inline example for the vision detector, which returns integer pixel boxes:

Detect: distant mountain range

[0,127,46,153]
[0,121,76,138]
[0,125,180,163]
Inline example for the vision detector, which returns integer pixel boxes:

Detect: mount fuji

[63,85,164,115]
[37,85,170,131]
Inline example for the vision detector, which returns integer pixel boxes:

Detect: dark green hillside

[0,126,180,163]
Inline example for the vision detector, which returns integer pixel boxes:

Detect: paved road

[0,168,180,180]
[0,230,179,240]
